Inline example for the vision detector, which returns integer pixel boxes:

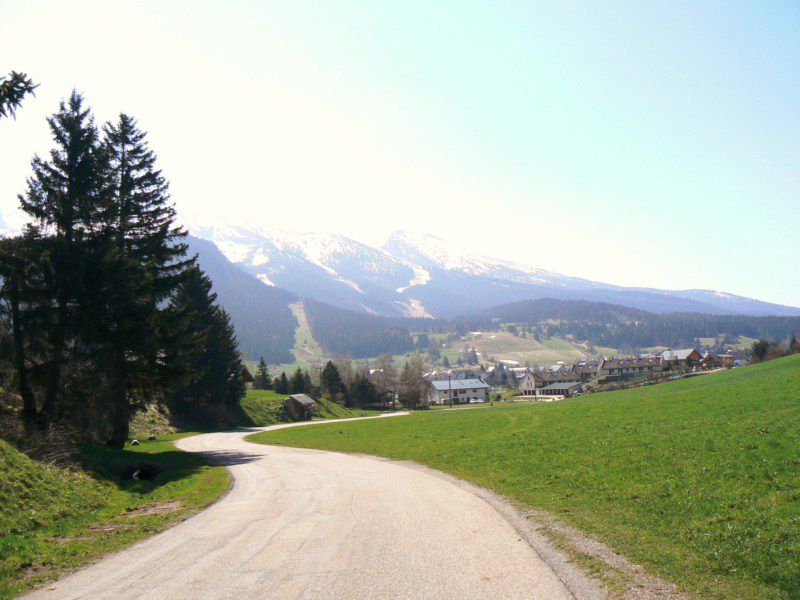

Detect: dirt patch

[22,565,50,581]
[124,500,183,518]
[51,535,93,545]
[527,509,687,599]
[87,523,135,533]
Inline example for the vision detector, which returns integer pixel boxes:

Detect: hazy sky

[1,1,798,306]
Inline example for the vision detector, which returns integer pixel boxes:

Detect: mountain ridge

[182,215,800,318]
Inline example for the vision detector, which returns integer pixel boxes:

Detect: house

[428,378,489,405]
[598,357,665,378]
[538,381,583,398]
[284,394,316,420]
[660,348,702,368]
[519,369,581,396]
[241,366,255,390]
[718,354,735,368]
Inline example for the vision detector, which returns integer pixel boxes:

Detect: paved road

[27,415,583,599]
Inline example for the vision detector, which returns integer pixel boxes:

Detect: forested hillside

[303,300,418,358]
[462,298,800,349]
[187,236,297,363]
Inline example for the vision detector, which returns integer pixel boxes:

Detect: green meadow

[251,354,800,599]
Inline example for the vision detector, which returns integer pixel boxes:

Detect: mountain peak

[183,213,800,318]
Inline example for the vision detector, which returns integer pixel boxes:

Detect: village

[422,348,737,405]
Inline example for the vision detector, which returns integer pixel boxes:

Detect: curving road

[26,415,593,599]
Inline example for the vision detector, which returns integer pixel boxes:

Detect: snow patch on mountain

[257,274,275,286]
[395,298,433,318]
[396,265,431,293]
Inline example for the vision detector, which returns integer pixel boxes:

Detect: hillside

[463,298,800,352]
[252,356,800,599]
[236,389,377,426]
[450,331,592,365]
[188,235,297,363]
[187,236,799,365]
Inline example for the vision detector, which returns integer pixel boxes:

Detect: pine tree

[98,113,192,446]
[253,356,271,389]
[349,375,377,408]
[274,372,289,394]
[166,267,244,424]
[13,91,110,430]
[320,360,345,401]
[289,367,307,394]
[0,71,37,120]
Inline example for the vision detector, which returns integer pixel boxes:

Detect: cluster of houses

[425,348,735,404]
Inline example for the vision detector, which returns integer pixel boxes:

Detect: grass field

[0,434,230,598]
[251,355,800,599]
[451,330,593,365]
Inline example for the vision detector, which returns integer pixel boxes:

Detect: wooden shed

[284,394,316,421]
[241,366,255,389]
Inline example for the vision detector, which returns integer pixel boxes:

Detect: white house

[428,378,489,405]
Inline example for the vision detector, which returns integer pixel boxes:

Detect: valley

[253,354,800,599]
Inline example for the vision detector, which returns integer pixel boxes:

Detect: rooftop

[431,378,489,391]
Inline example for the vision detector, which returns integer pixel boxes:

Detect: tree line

[0,91,245,446]
[458,299,800,350]
[268,353,431,410]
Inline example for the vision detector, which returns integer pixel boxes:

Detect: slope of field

[237,389,377,426]
[451,331,596,365]
[0,435,229,598]
[252,355,800,599]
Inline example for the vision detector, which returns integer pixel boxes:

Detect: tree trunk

[106,355,130,448]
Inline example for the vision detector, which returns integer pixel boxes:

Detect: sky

[1,1,798,306]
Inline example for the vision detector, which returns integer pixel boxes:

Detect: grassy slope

[0,434,230,598]
[251,355,800,599]
[451,331,593,364]
[238,389,377,427]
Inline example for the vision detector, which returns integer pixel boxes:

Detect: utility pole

[448,372,453,408]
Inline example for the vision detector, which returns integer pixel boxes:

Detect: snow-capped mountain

[184,216,425,316]
[182,215,800,318]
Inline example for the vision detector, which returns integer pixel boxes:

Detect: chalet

[599,357,665,378]
[428,378,489,405]
[718,354,735,368]
[660,348,702,368]
[284,394,316,420]
[701,352,719,368]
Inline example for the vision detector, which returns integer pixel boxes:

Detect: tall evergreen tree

[320,360,345,400]
[166,267,244,424]
[289,367,307,394]
[97,113,192,446]
[274,371,289,394]
[253,356,271,390]
[12,91,110,430]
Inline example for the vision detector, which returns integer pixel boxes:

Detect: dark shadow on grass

[77,444,221,496]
